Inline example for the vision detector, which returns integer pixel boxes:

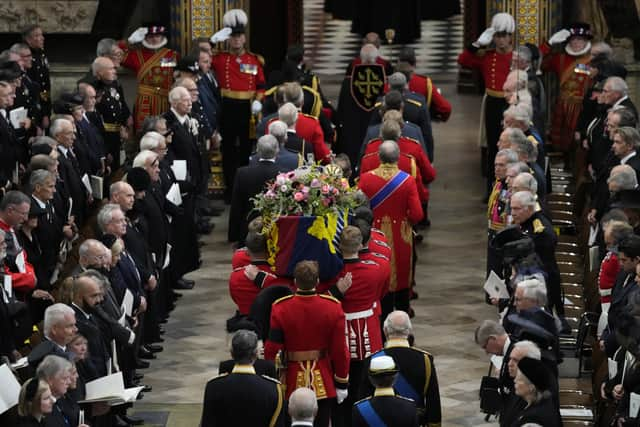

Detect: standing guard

[211,9,266,202]
[121,23,179,133]
[23,25,51,129]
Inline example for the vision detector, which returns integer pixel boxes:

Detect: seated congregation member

[228,135,280,244]
[511,357,560,426]
[352,355,418,427]
[36,355,88,427]
[201,329,284,427]
[28,303,76,368]
[17,378,55,427]
[510,191,568,334]
[358,141,423,317]
[265,260,350,427]
[360,311,441,427]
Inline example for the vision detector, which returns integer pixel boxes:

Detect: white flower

[190,118,199,135]
[280,185,288,192]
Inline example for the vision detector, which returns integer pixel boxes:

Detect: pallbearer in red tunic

[265,260,350,427]
[121,23,179,133]
[541,23,594,152]
[358,141,423,317]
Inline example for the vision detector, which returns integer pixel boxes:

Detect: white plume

[223,9,248,28]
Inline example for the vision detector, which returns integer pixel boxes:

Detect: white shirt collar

[258,158,276,163]
[503,336,511,356]
[58,145,69,156]
[44,336,66,352]
[32,195,46,209]
[291,422,314,426]
[171,107,188,124]
[621,151,636,165]
[613,95,629,108]
[72,303,91,319]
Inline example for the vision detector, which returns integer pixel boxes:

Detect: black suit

[201,366,285,427]
[228,160,279,243]
[603,271,639,356]
[352,393,419,427]
[27,339,72,369]
[0,110,18,188]
[30,196,64,288]
[163,110,203,191]
[71,304,111,377]
[509,396,560,426]
[57,147,87,225]
[218,359,277,378]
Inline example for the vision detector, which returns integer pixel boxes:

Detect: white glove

[210,27,232,44]
[251,100,262,114]
[336,388,348,404]
[548,29,571,45]
[128,27,148,44]
[475,28,495,47]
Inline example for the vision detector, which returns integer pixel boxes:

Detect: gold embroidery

[371,163,400,180]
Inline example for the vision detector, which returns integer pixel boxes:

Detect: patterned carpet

[303,0,463,77]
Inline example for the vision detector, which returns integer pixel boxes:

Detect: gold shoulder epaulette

[319,294,340,303]
[209,372,229,381]
[406,98,422,107]
[273,294,294,305]
[374,101,382,108]
[533,218,545,233]
[248,51,265,65]
[261,374,281,384]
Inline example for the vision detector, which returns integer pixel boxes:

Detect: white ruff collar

[142,37,168,50]
[565,41,591,57]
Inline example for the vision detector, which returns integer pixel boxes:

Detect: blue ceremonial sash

[369,171,409,210]
[356,400,388,427]
[372,351,420,403]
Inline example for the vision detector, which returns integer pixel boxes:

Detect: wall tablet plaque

[0,0,99,33]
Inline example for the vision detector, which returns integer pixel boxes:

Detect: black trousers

[315,397,336,427]
[484,95,508,192]
[220,98,251,200]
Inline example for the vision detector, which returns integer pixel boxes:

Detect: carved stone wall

[0,0,99,33]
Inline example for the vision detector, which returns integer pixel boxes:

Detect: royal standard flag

[267,211,348,281]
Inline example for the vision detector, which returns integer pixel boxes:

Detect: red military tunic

[266,113,331,164]
[229,261,286,315]
[361,136,436,200]
[360,152,428,202]
[318,258,386,360]
[359,249,391,316]
[358,164,423,292]
[265,289,350,398]
[540,43,592,151]
[457,48,512,99]
[369,229,392,259]
[0,220,36,294]
[211,51,266,101]
[408,73,452,122]
[120,42,179,132]
[231,247,251,269]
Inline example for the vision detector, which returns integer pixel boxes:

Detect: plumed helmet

[223,9,248,35]
[491,13,515,34]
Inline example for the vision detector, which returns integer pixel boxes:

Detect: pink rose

[294,192,305,202]
[321,184,330,194]
[332,188,339,195]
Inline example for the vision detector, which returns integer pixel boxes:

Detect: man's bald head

[378,140,400,164]
[383,310,412,338]
[288,387,318,422]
